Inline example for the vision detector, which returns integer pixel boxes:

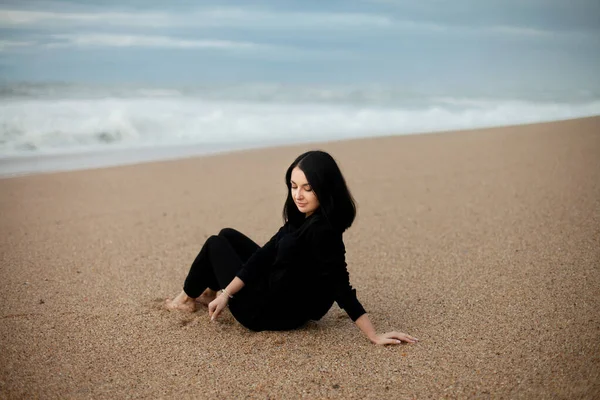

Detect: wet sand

[1,117,599,398]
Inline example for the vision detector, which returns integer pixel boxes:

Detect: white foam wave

[1,95,599,159]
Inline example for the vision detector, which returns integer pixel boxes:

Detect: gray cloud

[0,39,36,51]
[367,0,600,32]
[0,0,597,90]
[45,34,260,49]
[0,6,588,43]
[0,8,393,30]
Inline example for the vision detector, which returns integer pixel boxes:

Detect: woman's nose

[295,190,303,200]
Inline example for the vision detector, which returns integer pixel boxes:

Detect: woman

[166,150,418,345]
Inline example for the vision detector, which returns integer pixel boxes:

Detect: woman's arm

[208,277,245,321]
[311,226,418,344]
[355,314,419,345]
[311,225,418,345]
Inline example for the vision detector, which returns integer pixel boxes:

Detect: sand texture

[1,117,599,399]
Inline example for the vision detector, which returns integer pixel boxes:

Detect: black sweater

[235,213,366,327]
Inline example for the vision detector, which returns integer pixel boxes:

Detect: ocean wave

[2,82,599,104]
[1,89,599,158]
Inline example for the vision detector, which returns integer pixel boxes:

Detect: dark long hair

[283,150,356,233]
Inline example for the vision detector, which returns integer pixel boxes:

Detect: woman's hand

[208,293,229,321]
[355,314,419,346]
[370,331,419,345]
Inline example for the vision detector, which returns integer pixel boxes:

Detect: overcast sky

[0,0,599,95]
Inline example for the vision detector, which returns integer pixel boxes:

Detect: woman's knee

[205,234,224,248]
[218,227,240,240]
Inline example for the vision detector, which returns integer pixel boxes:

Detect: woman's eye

[305,187,313,192]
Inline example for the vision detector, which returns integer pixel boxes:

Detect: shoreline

[1,115,598,179]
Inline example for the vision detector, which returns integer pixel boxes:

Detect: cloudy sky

[0,0,599,95]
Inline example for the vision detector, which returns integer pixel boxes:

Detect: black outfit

[183,212,366,331]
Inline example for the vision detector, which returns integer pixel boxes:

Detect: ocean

[1,82,599,176]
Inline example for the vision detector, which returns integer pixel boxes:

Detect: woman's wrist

[221,288,234,299]
[355,314,378,342]
[367,333,379,343]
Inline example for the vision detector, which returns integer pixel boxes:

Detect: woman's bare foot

[196,289,217,307]
[165,291,196,312]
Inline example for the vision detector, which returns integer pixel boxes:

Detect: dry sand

[1,117,599,399]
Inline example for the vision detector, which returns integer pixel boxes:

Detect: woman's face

[290,167,320,216]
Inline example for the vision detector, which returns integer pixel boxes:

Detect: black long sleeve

[310,224,366,322]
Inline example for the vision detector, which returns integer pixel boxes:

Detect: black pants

[183,228,259,298]
[182,228,306,332]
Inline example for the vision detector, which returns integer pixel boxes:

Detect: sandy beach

[1,117,599,399]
